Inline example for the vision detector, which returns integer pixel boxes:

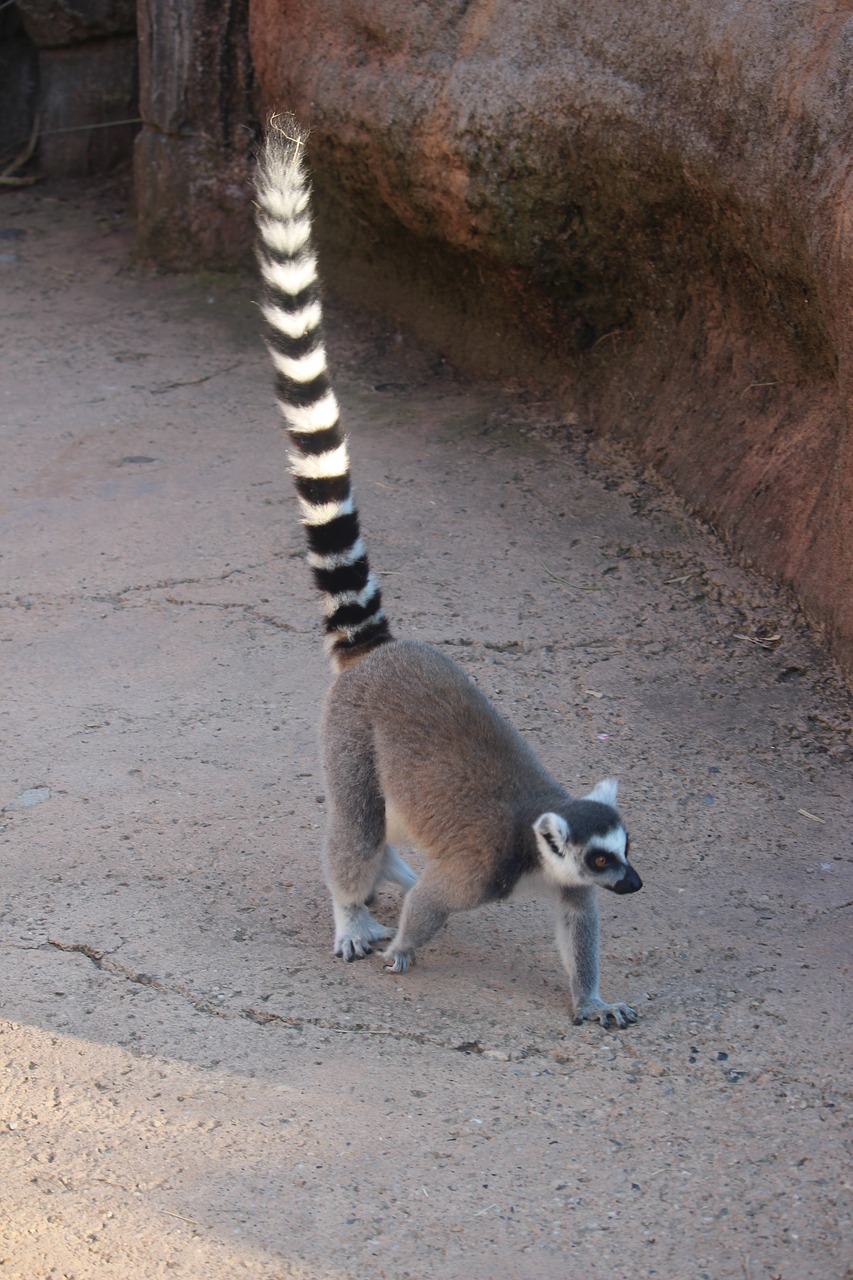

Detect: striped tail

[255,114,393,670]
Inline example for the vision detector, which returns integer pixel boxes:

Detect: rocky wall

[0,6,38,170]
[248,0,853,677]
[16,0,138,175]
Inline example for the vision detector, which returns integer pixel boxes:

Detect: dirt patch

[0,179,851,1278]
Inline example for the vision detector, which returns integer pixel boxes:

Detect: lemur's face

[533,788,642,894]
[584,832,643,895]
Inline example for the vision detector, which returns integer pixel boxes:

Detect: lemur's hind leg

[324,823,394,961]
[322,725,394,961]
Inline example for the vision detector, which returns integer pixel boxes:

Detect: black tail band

[312,557,372,597]
[304,512,362,556]
[293,473,351,508]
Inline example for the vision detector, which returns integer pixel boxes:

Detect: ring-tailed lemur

[255,114,643,1028]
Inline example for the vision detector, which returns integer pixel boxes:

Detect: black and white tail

[255,114,393,670]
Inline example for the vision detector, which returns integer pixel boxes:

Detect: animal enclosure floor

[1,179,851,1280]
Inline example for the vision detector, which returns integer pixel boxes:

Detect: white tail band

[278,389,340,433]
[290,442,349,480]
[307,538,367,570]
[298,494,355,525]
[261,255,318,297]
[321,576,379,617]
[262,301,322,340]
[270,344,328,384]
[258,214,312,257]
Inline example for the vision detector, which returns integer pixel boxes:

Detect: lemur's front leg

[555,887,637,1029]
[383,867,451,973]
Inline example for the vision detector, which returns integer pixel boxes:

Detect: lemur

[255,114,643,1028]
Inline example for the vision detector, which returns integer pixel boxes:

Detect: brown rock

[248,0,853,676]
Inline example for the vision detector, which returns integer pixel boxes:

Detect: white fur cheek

[534,831,586,888]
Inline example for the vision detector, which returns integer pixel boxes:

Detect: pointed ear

[533,812,571,858]
[585,777,619,807]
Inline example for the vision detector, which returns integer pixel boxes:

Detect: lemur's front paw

[382,945,416,974]
[573,997,637,1029]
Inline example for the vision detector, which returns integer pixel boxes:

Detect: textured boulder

[249,0,853,676]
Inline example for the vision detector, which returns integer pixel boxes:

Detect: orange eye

[593,853,608,870]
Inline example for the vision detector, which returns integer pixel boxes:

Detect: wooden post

[134,0,256,268]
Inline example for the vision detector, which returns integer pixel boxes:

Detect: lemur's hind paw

[335,936,371,962]
[333,906,393,962]
[573,998,638,1029]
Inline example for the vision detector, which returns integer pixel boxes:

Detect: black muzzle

[607,865,643,895]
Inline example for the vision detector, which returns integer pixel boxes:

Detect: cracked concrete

[1,179,852,1279]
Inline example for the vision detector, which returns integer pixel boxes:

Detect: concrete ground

[1,179,851,1280]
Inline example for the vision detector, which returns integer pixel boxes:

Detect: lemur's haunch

[255,114,642,1029]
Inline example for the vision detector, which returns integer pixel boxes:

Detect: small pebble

[5,787,51,810]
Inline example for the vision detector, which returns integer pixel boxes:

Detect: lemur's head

[533,778,642,895]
